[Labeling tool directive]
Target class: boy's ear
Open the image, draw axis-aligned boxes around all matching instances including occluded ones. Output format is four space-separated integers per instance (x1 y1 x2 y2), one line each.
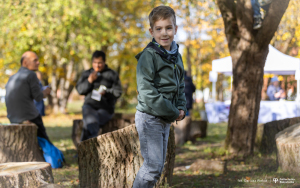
175 25 178 35
149 27 154 37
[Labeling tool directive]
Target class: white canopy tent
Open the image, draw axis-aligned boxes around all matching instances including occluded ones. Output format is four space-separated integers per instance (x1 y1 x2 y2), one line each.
212 44 300 76
211 44 300 101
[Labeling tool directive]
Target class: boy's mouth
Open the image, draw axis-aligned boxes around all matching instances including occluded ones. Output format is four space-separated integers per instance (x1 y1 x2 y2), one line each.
161 39 169 41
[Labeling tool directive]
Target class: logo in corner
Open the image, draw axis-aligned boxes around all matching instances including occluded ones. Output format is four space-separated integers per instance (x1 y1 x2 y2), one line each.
273 178 278 183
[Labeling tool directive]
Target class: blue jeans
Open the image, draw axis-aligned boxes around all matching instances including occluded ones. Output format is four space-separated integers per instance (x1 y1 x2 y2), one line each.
133 111 171 188
251 0 261 17
81 104 113 141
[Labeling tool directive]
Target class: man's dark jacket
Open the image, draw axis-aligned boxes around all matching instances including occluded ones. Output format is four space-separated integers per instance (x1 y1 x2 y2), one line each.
184 74 195 110
76 65 122 114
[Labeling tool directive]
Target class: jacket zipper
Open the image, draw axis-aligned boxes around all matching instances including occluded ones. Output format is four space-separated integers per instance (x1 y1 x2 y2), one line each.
172 63 179 105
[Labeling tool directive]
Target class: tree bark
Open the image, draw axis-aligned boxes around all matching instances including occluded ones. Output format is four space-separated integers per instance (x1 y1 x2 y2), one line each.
78 124 175 188
0 124 45 163
0 162 53 187
51 63 59 114
217 0 290 156
72 113 135 149
276 123 300 174
186 45 192 76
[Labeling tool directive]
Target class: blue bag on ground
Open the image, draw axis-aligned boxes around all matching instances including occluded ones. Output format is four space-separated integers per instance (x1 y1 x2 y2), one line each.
38 137 64 168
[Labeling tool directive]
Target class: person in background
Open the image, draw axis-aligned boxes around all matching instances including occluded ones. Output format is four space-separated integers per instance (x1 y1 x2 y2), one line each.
184 71 196 116
267 76 286 100
5 51 51 141
34 71 46 116
251 0 272 29
251 0 263 29
76 50 122 142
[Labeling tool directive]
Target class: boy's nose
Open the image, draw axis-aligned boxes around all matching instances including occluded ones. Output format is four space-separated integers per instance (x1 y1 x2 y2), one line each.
162 28 168 35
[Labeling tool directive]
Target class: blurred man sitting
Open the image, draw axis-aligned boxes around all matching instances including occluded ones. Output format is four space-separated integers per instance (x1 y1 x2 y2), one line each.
5 51 51 141
267 76 286 101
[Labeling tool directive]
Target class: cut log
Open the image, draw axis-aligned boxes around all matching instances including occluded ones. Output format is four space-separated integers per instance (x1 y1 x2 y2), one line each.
173 116 191 145
72 113 135 149
189 159 226 173
188 120 207 142
276 123 300 174
0 124 44 163
0 162 54 187
71 120 83 149
78 124 175 188
260 117 300 154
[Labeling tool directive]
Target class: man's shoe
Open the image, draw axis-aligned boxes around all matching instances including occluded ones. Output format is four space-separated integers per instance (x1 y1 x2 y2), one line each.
253 16 262 30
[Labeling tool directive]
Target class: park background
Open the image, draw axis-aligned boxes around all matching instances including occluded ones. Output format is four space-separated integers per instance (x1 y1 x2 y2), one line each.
0 0 300 187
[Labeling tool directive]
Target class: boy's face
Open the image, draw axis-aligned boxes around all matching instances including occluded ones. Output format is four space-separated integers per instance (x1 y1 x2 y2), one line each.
149 17 178 51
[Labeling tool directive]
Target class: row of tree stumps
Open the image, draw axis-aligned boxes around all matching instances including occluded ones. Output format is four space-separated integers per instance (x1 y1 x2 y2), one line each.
73 114 207 187
3 115 300 187
0 124 55 187
257 117 300 174
0 114 207 187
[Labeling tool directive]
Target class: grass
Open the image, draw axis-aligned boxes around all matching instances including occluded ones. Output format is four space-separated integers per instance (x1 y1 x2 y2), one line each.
0 101 299 187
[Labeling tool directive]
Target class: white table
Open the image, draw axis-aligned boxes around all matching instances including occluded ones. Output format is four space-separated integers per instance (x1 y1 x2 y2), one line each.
205 101 300 124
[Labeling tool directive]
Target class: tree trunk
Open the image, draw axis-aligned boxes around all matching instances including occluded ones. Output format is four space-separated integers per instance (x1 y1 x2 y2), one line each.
186 45 192 76
276 123 300 174
0 162 54 187
226 46 267 156
59 60 76 114
217 0 290 156
72 113 135 149
78 124 175 188
51 64 59 114
0 124 45 163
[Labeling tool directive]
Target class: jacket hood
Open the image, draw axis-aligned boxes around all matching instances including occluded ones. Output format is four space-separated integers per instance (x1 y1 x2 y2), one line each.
136 39 179 63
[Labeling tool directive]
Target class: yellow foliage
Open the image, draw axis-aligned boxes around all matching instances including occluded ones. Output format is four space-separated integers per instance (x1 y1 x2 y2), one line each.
272 0 300 57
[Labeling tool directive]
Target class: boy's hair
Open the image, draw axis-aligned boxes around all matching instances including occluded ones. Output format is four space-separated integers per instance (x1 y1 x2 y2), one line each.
91 50 106 62
149 6 176 28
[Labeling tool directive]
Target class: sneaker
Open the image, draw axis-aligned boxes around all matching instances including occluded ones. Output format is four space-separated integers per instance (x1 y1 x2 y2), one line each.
253 16 262 30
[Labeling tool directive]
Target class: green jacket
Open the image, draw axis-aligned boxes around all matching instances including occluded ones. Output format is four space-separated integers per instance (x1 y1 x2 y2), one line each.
135 47 187 123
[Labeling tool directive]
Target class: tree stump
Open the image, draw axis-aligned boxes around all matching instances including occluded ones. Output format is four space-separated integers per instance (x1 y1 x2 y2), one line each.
276 123 300 174
0 162 54 187
78 124 175 188
0 124 44 163
260 117 300 154
72 113 135 149
173 116 191 145
189 120 207 142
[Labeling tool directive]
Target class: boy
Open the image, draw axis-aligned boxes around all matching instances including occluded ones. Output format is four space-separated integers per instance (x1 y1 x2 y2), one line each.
133 5 187 188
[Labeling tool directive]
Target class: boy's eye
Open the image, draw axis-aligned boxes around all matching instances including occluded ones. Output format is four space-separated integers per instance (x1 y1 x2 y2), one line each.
156 28 161 31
